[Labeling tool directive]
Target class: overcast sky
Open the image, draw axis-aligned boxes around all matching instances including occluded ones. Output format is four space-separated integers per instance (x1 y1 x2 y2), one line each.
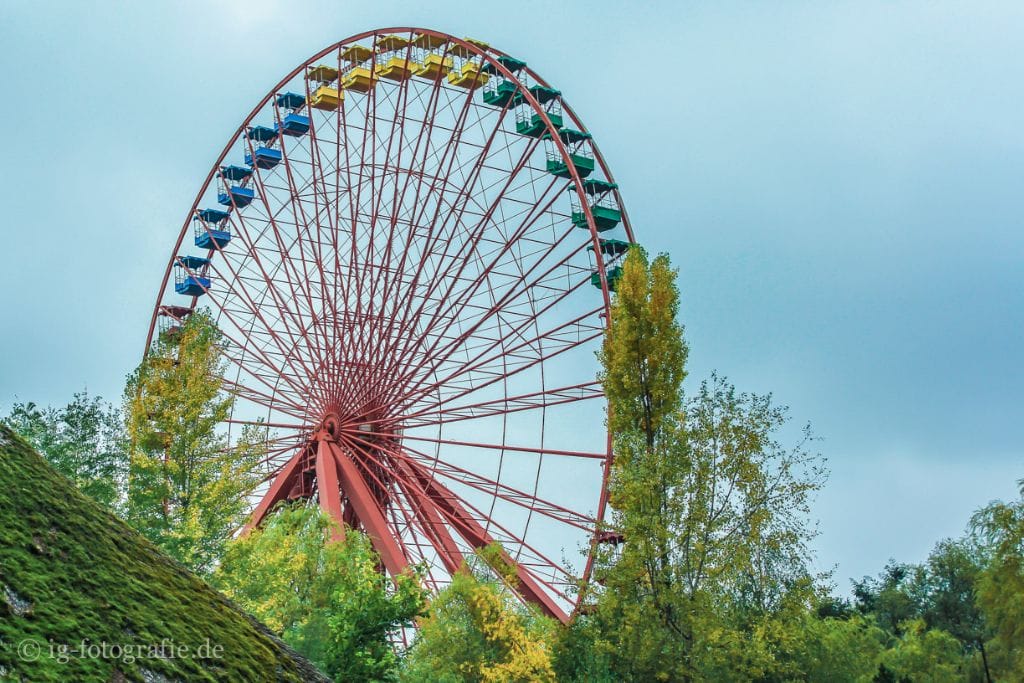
1 1 1021 593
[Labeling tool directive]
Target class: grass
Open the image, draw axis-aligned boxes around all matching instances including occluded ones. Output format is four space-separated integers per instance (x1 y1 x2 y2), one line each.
0 425 328 682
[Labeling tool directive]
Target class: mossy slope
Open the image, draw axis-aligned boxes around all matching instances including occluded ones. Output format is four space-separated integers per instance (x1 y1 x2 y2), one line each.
0 426 329 682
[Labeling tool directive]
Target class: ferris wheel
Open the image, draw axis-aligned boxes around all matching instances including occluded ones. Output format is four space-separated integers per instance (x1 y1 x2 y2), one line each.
145 27 635 622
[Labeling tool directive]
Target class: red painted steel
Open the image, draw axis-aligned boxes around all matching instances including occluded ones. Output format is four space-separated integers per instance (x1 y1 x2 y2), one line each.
142 26 637 623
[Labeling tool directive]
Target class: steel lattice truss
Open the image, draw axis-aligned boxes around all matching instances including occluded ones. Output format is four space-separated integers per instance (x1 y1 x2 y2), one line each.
145 27 635 622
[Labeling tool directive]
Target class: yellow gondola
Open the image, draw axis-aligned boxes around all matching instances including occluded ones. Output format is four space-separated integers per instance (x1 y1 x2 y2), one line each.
375 35 410 52
376 56 413 82
447 61 488 90
306 64 338 83
309 85 343 110
413 53 453 80
341 67 378 93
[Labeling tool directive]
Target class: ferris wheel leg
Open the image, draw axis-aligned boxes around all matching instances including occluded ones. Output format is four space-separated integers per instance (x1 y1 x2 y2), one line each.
394 460 466 575
324 439 412 578
241 447 308 536
313 436 346 542
401 458 570 624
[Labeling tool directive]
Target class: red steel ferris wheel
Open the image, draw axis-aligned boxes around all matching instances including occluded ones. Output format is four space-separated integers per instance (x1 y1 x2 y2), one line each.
145 27 635 622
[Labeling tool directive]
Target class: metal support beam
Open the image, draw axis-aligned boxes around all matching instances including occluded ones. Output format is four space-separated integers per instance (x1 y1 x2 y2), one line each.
241 447 307 536
324 438 411 577
314 437 346 541
403 457 570 623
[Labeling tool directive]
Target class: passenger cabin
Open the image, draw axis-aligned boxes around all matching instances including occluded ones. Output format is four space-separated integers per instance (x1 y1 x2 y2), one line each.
447 41 489 90
587 238 632 258
217 165 255 208
544 128 594 178
194 209 231 250
515 86 563 136
245 147 282 170
411 33 451 80
307 64 343 111
590 265 623 292
340 45 378 93
570 178 622 232
276 112 310 137
174 256 211 296
374 35 413 82
275 91 305 110
480 55 526 107
247 125 278 143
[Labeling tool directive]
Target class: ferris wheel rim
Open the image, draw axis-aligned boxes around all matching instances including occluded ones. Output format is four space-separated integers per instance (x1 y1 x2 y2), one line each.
142 26 635 619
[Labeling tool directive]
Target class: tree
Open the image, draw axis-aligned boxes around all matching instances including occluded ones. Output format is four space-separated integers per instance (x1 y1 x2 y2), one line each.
971 479 1024 679
2 391 125 511
124 309 262 575
853 561 926 637
589 248 826 681
402 557 558 683
216 503 426 682
918 540 993 681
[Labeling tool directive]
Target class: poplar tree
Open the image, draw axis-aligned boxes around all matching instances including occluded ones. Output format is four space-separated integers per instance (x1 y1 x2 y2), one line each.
124 309 262 575
589 248 825 681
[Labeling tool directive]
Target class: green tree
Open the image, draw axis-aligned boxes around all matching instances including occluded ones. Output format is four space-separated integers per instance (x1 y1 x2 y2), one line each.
216 503 426 682
2 391 125 511
402 561 558 683
853 561 926 637
918 540 993 681
589 248 826 681
878 619 965 683
971 479 1024 679
124 309 261 575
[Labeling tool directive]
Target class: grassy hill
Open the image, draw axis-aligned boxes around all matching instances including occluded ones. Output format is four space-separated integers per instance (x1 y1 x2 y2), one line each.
0 425 329 682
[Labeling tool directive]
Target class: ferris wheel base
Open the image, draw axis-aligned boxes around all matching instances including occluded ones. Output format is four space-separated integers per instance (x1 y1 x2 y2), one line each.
242 427 570 624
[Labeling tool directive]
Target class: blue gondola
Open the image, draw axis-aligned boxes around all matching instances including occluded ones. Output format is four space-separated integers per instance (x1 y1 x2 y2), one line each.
197 208 230 224
245 147 282 170
276 91 306 109
276 113 310 137
219 165 253 181
193 216 231 250
247 125 278 142
174 255 211 296
217 186 255 208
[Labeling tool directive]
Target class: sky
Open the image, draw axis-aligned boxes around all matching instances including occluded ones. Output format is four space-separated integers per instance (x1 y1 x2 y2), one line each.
1 1 1021 593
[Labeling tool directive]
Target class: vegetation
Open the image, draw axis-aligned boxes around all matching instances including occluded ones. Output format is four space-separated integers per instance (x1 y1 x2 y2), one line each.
2 391 125 512
124 310 263 576
215 503 426 681
0 425 328 682
2 250 1020 681
402 550 559 682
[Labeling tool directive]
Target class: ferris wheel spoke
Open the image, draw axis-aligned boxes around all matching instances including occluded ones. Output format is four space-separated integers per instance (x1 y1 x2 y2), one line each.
401 380 603 427
378 440 596 532
398 454 572 618
390 462 466 575
218 203 328 379
205 258 325 400
397 433 605 461
256 120 337 386
392 276 601 414
220 376 307 421
380 169 568 402
345 80 490 391
274 144 336 395
366 85 515 373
